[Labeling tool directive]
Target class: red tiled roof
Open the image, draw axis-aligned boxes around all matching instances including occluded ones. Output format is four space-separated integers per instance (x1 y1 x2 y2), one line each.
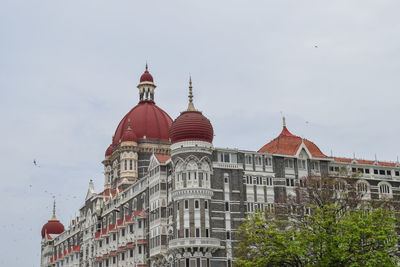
137 239 147 244
333 157 397 167
155 154 171 163
125 215 133 223
133 210 146 218
258 126 327 158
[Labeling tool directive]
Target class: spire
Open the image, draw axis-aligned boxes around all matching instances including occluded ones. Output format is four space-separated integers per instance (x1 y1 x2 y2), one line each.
145 62 148 72
282 116 286 127
51 200 57 220
187 76 196 111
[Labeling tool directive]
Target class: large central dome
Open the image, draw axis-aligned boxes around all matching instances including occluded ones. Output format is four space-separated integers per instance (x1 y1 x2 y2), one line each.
113 100 172 144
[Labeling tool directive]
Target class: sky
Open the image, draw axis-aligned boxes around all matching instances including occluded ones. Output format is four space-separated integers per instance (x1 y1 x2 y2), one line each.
1 0 400 266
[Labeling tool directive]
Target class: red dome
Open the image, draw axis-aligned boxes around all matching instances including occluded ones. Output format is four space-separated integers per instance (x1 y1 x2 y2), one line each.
140 70 154 83
105 144 113 157
170 110 214 144
41 220 64 238
113 100 172 144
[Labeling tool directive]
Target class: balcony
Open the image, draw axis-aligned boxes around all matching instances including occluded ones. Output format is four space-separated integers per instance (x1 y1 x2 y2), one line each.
212 162 242 169
168 237 222 251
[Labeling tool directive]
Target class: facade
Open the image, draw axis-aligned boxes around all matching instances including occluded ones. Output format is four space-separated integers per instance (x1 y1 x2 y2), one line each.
41 67 400 267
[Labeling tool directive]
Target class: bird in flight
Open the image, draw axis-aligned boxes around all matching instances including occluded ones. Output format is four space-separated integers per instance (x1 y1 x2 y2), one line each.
314 45 318 48
33 159 40 167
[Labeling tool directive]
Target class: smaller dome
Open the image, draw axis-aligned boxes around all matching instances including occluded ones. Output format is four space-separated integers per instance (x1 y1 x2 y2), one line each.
41 220 65 238
41 201 65 238
105 144 113 157
120 120 138 142
140 64 154 83
170 111 214 144
170 77 214 144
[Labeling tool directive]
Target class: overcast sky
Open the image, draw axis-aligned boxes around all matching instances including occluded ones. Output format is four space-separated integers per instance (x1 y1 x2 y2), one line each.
1 0 400 266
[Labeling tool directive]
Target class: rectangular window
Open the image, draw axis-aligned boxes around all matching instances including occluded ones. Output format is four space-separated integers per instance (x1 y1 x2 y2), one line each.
365 168 370 174
186 259 190 267
130 249 133 257
255 156 262 165
310 161 319 171
396 171 400 176
129 225 133 233
113 233 116 241
106 237 109 244
121 252 125 261
185 228 189 237
196 228 200 237
124 160 127 170
265 157 272 166
245 155 252 164
285 159 294 168
185 200 189 209
129 160 133 170
195 200 199 209
121 229 125 237
205 229 209 237
286 178 295 187
380 170 385 175
204 200 208 209
138 221 142 228
113 257 116 264
374 169 379 174
226 231 230 239
298 159 306 169
138 245 142 254
387 170 391 176
197 258 201 267
225 202 230 211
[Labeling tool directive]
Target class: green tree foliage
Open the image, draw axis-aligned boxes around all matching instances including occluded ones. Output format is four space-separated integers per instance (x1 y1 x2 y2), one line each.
235 177 399 267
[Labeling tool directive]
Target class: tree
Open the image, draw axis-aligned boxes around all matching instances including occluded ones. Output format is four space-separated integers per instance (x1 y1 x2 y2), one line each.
235 177 399 267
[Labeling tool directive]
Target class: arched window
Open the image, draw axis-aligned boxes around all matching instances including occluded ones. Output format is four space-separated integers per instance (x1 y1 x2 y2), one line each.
186 161 198 188
356 180 370 200
379 182 392 199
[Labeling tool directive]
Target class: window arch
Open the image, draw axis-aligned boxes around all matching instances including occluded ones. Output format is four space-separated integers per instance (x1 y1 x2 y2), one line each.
378 182 392 199
356 180 370 199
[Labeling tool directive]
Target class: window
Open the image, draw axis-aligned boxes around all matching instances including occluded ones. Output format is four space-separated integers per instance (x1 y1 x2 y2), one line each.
365 168 370 174
255 156 262 165
219 152 231 163
205 228 209 237
113 233 116 241
185 200 189 209
113 257 116 264
204 200 208 209
245 155 252 165
121 229 125 237
195 200 199 209
396 171 400 176
225 202 230 211
265 177 273 186
138 220 142 228
186 259 190 267
387 170 392 176
129 160 133 170
310 161 319 171
124 160 127 170
247 202 254 212
106 237 109 244
284 159 294 168
197 258 201 267
185 228 189 237
130 249 133 257
265 157 272 166
129 225 133 233
245 176 253 184
121 252 125 261
379 170 385 175
196 228 200 237
99 241 102 248
226 231 230 239
138 245 142 254
379 183 391 194
298 159 306 169
286 178 295 187
374 169 379 174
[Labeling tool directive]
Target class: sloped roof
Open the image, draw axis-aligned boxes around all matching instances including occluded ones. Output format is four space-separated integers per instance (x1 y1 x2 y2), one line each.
155 154 171 163
258 126 327 158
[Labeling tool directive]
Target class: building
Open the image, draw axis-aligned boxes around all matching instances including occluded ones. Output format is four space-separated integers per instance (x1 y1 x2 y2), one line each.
40 66 400 267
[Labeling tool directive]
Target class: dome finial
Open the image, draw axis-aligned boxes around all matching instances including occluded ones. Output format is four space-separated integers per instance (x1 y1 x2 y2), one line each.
51 199 57 220
282 116 286 127
187 76 196 111
127 118 132 130
145 62 148 72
